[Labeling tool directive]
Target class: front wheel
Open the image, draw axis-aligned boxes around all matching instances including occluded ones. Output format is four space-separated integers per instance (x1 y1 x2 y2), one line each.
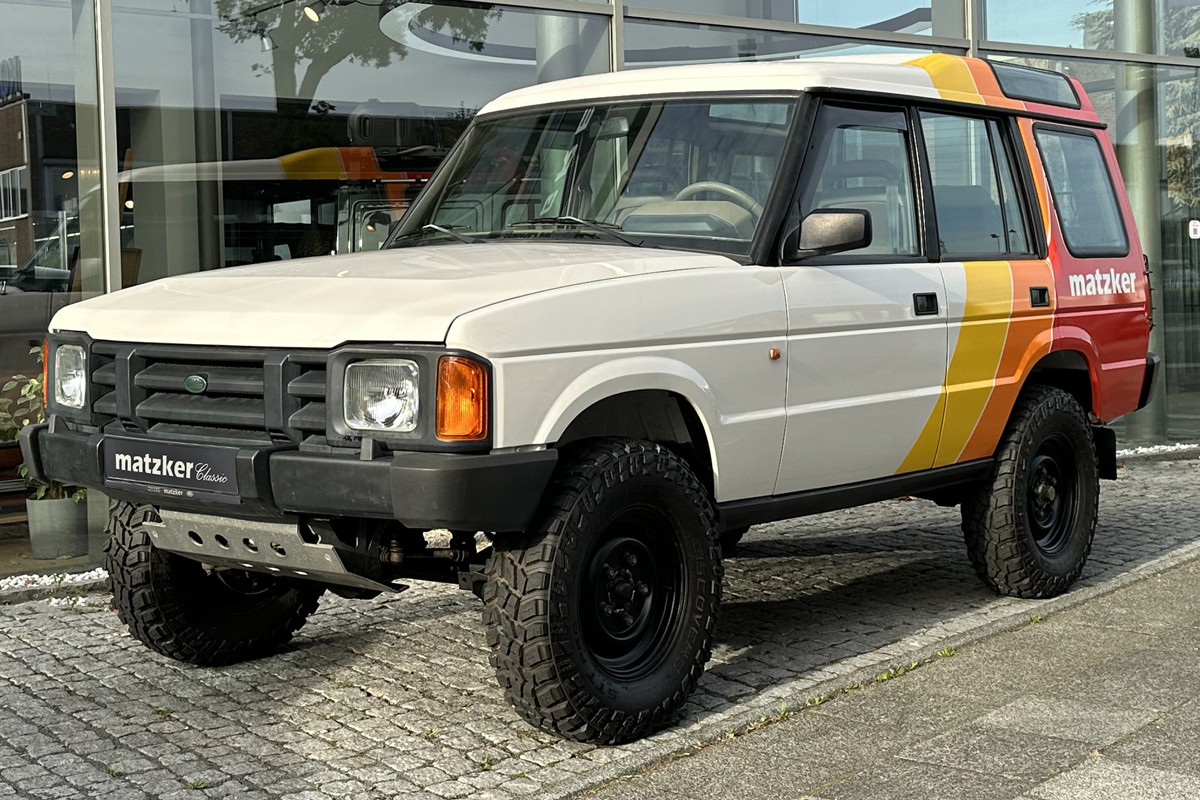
483 439 722 743
962 385 1099 598
105 502 324 665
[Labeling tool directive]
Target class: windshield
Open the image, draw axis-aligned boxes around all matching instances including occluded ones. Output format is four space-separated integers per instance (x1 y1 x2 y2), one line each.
390 97 797 256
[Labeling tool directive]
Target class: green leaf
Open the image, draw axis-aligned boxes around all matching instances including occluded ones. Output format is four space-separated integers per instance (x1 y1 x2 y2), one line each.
2 381 16 391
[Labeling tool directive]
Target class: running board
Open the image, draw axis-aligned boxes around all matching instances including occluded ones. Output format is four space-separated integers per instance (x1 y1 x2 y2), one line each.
718 459 993 530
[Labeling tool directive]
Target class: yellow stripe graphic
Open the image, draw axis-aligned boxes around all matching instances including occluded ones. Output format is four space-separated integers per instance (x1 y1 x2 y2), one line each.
897 392 946 473
906 54 985 105
934 261 1013 467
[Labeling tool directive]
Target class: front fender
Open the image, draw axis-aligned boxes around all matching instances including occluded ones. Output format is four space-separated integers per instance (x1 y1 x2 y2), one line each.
536 356 720 447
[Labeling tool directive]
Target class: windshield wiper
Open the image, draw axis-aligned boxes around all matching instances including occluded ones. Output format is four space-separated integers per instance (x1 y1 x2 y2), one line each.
508 216 644 248
390 223 480 246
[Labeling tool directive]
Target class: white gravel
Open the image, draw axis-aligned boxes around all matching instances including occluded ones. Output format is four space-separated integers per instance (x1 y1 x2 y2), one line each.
1117 442 1200 457
0 567 108 592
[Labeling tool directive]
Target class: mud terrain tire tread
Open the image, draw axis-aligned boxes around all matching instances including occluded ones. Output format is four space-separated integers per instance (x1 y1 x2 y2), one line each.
105 501 323 665
483 438 722 744
962 385 1098 599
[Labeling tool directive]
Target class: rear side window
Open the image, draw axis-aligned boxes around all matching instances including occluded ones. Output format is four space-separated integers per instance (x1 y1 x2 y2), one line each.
920 112 1033 258
1034 128 1129 258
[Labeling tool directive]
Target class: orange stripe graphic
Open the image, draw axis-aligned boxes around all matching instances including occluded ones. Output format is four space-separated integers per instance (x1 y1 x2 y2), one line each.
958 259 1056 462
932 261 1013 467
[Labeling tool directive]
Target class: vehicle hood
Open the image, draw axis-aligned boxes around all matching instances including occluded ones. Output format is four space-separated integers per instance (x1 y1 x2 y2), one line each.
50 242 737 348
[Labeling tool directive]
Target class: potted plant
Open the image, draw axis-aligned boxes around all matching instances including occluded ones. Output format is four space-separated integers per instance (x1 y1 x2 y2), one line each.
0 373 25 482
1 349 88 559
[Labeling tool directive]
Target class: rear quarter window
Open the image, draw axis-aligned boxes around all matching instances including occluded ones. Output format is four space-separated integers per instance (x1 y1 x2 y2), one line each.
1034 127 1129 258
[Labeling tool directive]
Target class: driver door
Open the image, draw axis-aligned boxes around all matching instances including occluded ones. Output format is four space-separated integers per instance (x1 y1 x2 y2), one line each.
774 101 949 494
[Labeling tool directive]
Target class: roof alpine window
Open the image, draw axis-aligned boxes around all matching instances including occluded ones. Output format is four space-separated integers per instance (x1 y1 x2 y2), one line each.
989 62 1081 109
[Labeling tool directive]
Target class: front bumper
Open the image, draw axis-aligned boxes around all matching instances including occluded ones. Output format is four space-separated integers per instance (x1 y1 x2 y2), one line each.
20 418 557 532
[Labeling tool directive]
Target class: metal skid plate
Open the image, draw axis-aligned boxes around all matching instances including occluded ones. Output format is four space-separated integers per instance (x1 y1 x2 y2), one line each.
144 510 396 594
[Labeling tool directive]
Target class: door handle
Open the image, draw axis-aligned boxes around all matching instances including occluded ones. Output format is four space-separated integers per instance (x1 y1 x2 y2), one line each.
913 292 939 316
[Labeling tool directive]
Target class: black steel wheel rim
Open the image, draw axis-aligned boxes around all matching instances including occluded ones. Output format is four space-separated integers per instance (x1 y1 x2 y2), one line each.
581 505 684 681
1027 433 1078 556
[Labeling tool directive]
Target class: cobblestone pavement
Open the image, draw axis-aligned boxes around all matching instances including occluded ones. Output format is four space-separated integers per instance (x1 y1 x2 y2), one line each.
1 455 1198 800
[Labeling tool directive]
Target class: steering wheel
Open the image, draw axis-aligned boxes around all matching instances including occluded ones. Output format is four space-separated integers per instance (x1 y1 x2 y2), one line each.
673 181 764 217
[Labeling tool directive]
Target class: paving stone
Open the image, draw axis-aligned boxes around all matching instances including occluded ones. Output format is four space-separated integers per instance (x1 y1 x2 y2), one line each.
1026 756 1200 799
897 724 1095 782
977 696 1158 746
1047 647 1200 713
1101 698 1200 777
800 758 1027 800
0 458 1197 798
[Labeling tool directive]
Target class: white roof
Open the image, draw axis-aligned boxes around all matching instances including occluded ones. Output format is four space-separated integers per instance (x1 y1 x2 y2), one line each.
479 57 946 116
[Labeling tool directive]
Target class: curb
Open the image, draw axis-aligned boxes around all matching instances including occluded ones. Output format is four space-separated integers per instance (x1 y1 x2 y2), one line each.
2 450 1198 799
555 525 1200 799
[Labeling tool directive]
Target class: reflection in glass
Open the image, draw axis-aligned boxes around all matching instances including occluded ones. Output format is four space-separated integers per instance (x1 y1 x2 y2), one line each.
1000 54 1200 440
396 99 797 256
110 1 609 286
624 0 939 36
624 19 929 67
0 0 103 447
987 0 1200 58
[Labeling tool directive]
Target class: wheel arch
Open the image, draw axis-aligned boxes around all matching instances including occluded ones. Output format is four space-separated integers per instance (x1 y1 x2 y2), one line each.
556 389 717 494
1023 349 1096 419
539 359 720 496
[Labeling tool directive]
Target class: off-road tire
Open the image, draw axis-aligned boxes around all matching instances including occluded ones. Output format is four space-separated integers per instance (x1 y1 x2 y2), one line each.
962 385 1099 598
105 502 324 665
483 438 722 743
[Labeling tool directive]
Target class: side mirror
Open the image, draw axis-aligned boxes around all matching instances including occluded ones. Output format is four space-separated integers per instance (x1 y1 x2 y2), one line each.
787 209 872 260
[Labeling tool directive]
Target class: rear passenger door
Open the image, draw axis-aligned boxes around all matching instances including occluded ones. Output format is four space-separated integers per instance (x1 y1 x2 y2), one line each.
918 110 1051 467
775 102 948 494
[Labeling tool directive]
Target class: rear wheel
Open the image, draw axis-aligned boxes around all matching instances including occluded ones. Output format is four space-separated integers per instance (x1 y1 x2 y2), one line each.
483 438 721 743
105 502 324 665
962 385 1099 598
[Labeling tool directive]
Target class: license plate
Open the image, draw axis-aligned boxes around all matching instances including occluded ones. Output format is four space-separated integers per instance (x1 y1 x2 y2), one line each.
103 436 240 504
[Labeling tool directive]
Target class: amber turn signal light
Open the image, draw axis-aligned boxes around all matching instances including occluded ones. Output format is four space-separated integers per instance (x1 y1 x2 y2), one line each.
41 340 48 408
437 356 488 441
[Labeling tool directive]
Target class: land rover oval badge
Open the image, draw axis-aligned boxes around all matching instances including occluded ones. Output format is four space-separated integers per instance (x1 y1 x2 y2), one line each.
183 374 208 394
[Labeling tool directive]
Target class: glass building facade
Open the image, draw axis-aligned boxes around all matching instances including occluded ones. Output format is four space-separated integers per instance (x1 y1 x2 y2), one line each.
0 0 1195 443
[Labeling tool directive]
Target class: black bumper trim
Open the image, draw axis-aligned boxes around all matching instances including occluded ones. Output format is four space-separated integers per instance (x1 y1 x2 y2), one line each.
272 450 558 531
17 423 48 485
1136 352 1160 411
28 422 558 532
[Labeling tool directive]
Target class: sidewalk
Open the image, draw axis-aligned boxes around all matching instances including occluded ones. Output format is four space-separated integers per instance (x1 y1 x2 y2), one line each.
1 450 1198 799
585 557 1200 800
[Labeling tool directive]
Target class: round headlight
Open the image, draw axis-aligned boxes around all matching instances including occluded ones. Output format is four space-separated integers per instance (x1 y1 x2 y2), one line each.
343 360 419 433
53 345 87 410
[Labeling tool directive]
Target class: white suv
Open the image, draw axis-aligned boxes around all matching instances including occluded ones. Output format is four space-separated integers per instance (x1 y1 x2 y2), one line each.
23 55 1156 743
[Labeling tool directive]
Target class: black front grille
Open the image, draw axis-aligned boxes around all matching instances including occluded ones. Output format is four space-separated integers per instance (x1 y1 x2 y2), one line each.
89 343 328 445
